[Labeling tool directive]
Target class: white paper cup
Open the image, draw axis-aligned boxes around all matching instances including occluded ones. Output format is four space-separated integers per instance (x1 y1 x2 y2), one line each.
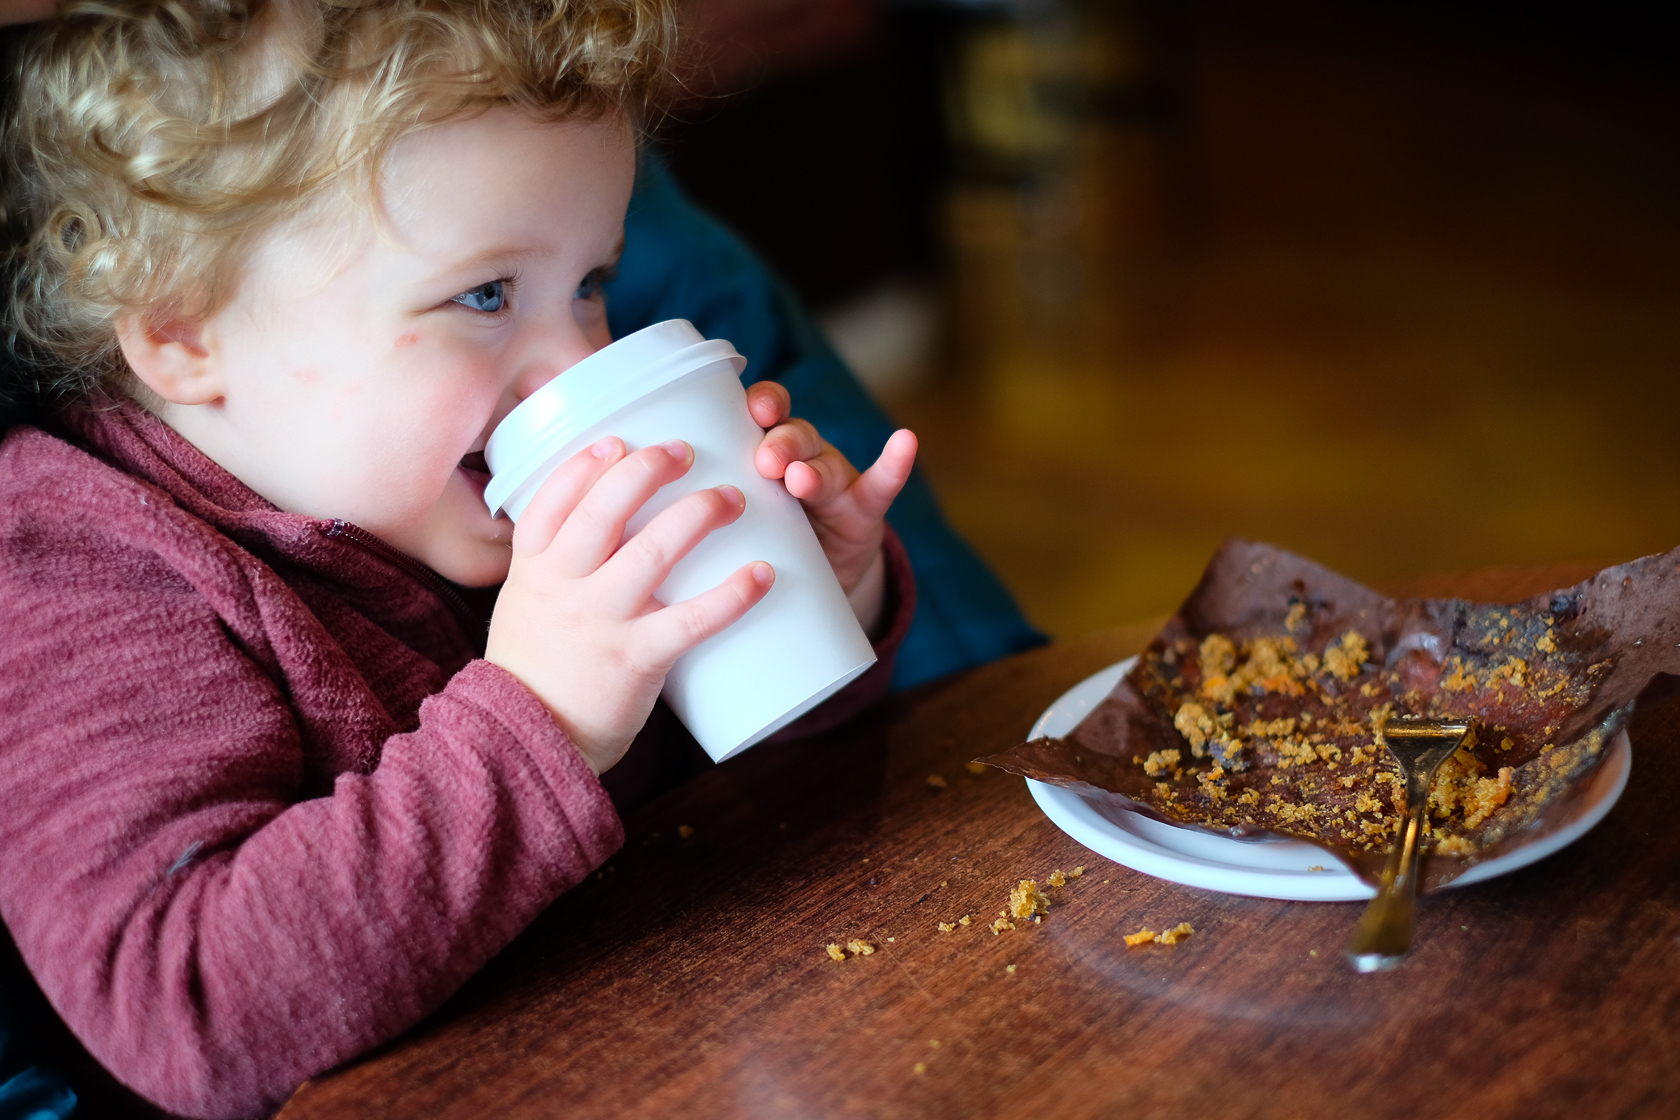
483 319 878 762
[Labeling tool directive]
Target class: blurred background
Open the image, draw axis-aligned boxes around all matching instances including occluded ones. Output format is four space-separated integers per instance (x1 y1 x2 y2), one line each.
655 0 1680 640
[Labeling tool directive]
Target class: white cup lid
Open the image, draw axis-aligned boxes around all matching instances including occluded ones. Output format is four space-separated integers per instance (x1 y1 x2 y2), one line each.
483 319 747 516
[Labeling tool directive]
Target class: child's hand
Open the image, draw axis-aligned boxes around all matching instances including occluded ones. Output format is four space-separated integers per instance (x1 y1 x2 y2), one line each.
485 437 774 775
746 382 918 635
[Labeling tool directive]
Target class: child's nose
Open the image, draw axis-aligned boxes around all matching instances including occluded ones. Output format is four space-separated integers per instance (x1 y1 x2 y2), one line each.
509 324 601 402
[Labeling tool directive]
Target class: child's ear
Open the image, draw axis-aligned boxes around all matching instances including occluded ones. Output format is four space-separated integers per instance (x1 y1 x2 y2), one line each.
116 312 224 406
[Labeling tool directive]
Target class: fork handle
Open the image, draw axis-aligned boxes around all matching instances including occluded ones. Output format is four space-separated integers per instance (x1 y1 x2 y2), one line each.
1344 783 1428 971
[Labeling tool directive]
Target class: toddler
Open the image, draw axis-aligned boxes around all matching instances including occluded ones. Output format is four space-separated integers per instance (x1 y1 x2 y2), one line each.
0 1 917 1115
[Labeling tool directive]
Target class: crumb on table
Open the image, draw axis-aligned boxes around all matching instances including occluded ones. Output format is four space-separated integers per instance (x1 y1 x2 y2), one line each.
1008 879 1050 921
826 944 847 962
990 917 1015 935
937 921 956 933
847 939 876 956
926 774 948 790
966 761 989 776
1124 928 1157 947
1155 922 1194 945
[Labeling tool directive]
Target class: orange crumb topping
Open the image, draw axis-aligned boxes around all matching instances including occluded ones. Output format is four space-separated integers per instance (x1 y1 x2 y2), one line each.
1008 879 1050 921
1155 922 1194 945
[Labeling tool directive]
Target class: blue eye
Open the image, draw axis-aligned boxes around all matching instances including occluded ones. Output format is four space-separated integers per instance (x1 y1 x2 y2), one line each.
576 263 618 301
452 280 506 313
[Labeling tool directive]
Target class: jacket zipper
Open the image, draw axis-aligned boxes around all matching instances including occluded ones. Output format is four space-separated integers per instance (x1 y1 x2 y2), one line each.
323 519 481 630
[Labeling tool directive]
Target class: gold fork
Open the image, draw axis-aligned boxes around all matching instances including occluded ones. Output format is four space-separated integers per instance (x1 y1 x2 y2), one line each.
1344 716 1473 972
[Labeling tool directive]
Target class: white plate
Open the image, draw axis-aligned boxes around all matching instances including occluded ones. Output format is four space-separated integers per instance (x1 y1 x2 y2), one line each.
1026 657 1632 901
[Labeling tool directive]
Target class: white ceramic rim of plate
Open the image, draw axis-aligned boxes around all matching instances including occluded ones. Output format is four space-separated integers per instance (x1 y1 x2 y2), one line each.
1025 656 1631 901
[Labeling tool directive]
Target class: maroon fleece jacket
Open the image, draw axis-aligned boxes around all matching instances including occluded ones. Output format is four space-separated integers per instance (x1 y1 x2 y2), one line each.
0 401 911 1118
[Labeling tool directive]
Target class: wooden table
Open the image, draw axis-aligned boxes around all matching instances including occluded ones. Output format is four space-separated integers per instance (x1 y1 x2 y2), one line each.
281 566 1680 1119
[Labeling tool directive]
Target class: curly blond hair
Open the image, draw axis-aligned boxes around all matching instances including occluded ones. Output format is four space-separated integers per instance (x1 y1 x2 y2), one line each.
1 0 674 406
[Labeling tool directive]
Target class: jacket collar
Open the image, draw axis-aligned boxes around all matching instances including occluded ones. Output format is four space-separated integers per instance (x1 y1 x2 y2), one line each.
57 396 489 633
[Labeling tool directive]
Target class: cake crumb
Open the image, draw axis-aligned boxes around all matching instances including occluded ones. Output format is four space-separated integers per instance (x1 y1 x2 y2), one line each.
1048 869 1067 887
990 917 1015 935
926 774 948 790
676 824 694 839
913 1062 927 1076
1307 865 1325 872
847 939 876 956
1155 922 1194 945
1322 631 1371 682
965 760 989 775
1070 866 1085 878
1005 964 1016 974
958 914 972 926
826 944 847 962
1124 928 1156 947
929 1040 941 1048
1008 879 1050 920
938 921 956 933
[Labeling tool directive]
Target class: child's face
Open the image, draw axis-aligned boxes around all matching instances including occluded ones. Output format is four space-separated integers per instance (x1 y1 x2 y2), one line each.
159 109 635 586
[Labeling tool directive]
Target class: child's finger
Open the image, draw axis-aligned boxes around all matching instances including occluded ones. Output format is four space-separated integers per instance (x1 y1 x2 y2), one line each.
633 561 776 668
595 485 747 615
745 380 792 431
846 428 918 522
753 417 827 481
549 440 694 576
511 436 626 557
784 443 857 505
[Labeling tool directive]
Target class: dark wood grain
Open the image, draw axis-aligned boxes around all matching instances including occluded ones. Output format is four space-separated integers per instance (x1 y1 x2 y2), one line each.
280 565 1680 1120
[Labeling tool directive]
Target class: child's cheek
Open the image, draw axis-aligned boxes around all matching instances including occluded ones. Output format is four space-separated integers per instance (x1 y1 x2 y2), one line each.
397 333 500 400
328 380 364 426
408 348 509 435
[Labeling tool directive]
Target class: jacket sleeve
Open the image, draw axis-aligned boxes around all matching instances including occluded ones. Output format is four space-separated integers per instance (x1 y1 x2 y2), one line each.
0 501 623 1118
